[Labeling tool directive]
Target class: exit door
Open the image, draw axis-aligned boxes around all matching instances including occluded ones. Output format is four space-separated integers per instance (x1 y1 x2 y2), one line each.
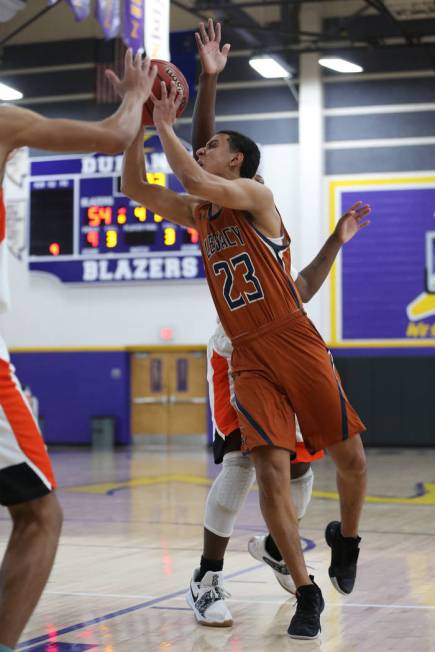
130 350 207 438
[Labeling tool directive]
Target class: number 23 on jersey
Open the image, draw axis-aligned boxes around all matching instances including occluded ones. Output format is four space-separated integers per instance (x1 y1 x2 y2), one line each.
213 252 264 311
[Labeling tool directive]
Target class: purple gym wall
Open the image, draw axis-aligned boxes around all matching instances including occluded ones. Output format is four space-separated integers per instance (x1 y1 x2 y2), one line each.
338 184 435 345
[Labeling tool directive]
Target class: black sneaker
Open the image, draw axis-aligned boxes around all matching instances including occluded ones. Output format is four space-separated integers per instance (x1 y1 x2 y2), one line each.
288 576 324 640
325 521 361 595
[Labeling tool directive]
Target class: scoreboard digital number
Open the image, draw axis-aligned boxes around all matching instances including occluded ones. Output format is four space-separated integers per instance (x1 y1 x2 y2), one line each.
28 133 204 284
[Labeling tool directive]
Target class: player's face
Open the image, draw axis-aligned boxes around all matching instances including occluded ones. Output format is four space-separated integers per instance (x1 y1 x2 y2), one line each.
196 134 241 177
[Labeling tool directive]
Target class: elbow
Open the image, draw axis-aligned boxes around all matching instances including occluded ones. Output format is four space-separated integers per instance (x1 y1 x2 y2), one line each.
295 278 311 303
300 290 312 303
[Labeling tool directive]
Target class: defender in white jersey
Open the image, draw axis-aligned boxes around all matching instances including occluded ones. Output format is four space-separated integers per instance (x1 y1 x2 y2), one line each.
0 52 158 651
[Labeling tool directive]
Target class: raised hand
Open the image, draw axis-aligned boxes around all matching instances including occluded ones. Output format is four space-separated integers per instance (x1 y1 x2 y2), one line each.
334 201 371 245
195 18 231 75
151 81 184 130
105 49 157 101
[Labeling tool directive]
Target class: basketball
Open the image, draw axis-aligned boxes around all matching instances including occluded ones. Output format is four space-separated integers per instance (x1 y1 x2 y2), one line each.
142 60 189 126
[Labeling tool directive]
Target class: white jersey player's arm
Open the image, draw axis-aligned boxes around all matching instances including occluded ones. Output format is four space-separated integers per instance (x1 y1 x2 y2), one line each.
295 202 371 303
0 50 157 172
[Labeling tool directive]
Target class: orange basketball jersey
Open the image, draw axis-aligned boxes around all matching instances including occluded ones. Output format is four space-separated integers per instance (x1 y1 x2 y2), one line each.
193 203 303 340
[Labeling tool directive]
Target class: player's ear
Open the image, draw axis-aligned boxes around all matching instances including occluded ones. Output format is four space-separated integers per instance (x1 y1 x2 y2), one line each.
230 151 244 171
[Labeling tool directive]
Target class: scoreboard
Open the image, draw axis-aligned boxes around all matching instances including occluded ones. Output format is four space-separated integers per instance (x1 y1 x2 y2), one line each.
28 133 205 284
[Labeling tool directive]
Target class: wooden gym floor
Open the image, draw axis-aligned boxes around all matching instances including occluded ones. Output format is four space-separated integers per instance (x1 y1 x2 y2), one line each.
2 445 435 652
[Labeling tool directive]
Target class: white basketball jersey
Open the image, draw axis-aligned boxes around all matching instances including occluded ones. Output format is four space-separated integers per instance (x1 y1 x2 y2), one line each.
0 187 9 361
0 149 29 362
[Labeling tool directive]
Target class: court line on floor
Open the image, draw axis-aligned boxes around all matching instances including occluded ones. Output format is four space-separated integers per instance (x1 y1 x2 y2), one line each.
64 476 435 506
221 598 435 610
330 602 435 610
45 591 155 599
160 595 435 611
17 563 264 650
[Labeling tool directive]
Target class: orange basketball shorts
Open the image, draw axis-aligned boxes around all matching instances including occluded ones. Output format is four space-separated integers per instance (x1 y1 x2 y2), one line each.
231 312 366 455
208 335 324 464
0 359 56 505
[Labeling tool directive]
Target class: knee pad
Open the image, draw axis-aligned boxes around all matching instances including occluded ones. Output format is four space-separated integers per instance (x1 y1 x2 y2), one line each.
291 467 314 520
204 452 256 538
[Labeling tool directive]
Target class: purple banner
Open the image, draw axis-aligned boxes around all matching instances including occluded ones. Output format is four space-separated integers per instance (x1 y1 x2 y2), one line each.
340 185 435 344
122 0 144 53
96 0 120 40
49 0 90 21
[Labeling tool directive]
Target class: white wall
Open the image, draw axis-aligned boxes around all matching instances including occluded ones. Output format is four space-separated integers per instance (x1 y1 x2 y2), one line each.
0 253 217 348
0 143 330 349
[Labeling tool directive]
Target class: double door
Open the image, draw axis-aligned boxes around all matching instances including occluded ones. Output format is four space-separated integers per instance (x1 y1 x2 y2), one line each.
131 350 207 438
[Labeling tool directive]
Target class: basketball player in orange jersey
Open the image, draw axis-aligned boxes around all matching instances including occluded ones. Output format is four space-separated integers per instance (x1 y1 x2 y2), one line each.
186 18 323 622
121 65 370 642
0 52 157 652
177 19 372 631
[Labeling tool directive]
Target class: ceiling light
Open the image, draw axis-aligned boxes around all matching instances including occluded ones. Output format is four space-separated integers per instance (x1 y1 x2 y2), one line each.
0 83 23 101
249 56 291 79
318 58 363 74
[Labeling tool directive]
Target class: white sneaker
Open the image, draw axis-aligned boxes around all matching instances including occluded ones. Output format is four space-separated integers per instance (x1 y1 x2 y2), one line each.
248 535 296 594
186 569 233 627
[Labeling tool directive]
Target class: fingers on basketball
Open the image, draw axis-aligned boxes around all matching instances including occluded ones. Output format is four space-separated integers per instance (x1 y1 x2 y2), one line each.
142 61 190 126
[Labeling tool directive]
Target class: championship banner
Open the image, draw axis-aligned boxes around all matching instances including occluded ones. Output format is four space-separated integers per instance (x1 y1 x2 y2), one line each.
49 0 90 21
122 0 145 53
145 0 170 60
96 0 120 40
329 175 435 349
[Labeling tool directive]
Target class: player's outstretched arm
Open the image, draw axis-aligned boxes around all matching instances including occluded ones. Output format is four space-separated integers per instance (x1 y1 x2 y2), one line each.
121 127 197 228
153 83 271 213
192 19 230 156
296 201 371 302
0 51 157 156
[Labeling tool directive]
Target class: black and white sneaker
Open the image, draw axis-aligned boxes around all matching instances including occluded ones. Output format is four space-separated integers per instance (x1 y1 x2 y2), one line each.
288 577 324 640
248 535 296 594
186 569 232 627
325 521 361 595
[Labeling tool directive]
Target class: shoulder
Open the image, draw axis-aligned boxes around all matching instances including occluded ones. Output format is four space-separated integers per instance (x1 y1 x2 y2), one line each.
189 197 210 220
235 177 274 203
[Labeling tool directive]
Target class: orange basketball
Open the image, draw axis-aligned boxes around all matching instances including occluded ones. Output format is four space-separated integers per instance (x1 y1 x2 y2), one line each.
142 60 189 126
